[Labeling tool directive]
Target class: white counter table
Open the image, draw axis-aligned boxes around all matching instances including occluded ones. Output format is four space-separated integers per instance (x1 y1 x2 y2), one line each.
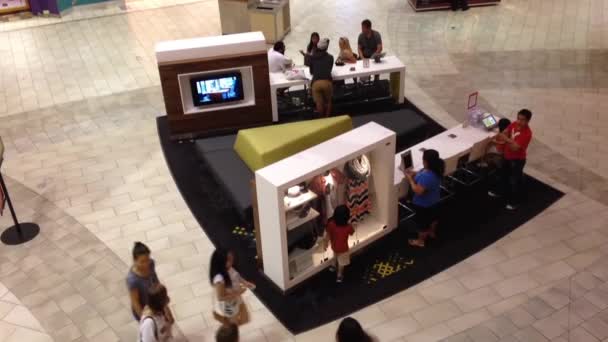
393 124 496 198
269 55 406 121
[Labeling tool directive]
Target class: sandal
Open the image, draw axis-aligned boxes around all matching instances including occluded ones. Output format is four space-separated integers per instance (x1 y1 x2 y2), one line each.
408 239 425 248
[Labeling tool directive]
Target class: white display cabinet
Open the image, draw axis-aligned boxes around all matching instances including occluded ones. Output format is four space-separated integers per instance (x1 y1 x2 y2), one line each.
255 123 397 291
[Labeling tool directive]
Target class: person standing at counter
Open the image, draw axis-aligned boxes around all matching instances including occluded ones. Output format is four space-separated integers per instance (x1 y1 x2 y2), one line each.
300 32 319 66
138 284 174 342
210 249 256 326
489 109 533 210
404 149 444 248
358 19 382 82
357 19 383 59
309 38 334 117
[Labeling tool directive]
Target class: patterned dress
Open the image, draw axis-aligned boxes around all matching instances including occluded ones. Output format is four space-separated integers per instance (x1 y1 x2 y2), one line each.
346 177 371 223
345 156 372 223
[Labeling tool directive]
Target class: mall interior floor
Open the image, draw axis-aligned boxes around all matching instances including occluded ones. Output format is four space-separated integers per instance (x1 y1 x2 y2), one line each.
0 0 607 341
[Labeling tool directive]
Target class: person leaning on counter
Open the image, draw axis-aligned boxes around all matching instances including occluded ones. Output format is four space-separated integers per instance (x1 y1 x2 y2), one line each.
403 149 445 248
357 19 382 59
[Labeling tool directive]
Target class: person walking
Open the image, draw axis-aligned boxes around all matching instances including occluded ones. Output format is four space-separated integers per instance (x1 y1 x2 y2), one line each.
210 249 256 326
138 284 174 342
127 242 160 321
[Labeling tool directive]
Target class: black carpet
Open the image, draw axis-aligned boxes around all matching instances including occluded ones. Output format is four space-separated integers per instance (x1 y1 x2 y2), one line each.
157 111 563 334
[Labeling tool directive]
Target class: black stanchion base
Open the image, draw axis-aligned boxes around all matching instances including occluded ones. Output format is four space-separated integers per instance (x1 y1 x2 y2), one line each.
1 223 40 245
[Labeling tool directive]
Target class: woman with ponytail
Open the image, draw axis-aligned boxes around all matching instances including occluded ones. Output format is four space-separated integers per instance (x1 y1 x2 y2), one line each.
404 149 445 247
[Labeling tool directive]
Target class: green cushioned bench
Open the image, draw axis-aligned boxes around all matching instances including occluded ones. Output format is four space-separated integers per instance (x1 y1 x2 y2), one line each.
234 116 353 171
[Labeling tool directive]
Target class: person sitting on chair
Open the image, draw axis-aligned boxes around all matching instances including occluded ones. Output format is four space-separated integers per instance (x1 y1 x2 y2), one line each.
267 41 293 97
338 37 357 64
267 41 293 73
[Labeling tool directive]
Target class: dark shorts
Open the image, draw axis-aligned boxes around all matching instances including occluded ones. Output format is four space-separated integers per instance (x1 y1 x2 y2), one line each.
411 203 440 231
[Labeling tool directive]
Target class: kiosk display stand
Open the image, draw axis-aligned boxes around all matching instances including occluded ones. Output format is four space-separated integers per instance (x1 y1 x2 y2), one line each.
156 32 273 139
255 123 397 291
218 0 253 35
0 139 40 245
249 0 291 43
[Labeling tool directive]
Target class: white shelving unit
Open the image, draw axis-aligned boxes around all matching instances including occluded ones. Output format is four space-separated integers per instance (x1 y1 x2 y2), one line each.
286 208 320 231
283 190 317 210
255 123 397 291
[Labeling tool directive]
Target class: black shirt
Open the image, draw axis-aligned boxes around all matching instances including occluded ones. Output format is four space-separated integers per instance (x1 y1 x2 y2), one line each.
309 51 334 83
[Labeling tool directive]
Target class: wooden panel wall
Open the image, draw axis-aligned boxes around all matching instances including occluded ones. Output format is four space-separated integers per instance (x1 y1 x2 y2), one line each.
158 52 272 139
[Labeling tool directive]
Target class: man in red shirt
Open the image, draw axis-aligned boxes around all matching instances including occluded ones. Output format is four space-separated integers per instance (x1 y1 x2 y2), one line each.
489 109 533 210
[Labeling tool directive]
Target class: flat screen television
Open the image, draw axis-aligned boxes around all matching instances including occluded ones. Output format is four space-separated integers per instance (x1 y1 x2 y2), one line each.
190 72 244 107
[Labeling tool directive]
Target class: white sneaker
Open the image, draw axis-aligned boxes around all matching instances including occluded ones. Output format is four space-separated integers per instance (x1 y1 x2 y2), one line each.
506 204 518 210
488 191 500 198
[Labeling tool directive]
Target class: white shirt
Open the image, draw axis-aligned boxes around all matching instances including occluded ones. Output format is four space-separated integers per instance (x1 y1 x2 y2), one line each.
139 313 172 342
268 48 293 72
212 272 242 318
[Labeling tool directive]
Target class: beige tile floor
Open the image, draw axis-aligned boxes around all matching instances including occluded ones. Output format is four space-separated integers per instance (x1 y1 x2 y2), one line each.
0 0 608 341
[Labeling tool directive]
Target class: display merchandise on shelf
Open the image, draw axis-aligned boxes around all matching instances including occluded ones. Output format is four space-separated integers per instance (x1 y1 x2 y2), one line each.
287 180 382 280
286 208 320 231
255 122 397 291
284 189 317 209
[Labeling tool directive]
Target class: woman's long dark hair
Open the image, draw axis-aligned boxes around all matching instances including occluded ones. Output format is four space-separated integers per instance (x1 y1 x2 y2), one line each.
209 249 232 288
423 149 445 178
307 32 320 53
147 283 169 314
336 317 373 342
